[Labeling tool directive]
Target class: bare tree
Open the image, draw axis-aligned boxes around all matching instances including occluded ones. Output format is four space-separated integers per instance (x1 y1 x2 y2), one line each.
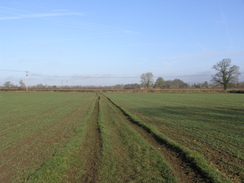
19 80 25 88
141 72 154 88
211 58 240 90
124 83 141 89
202 81 208 88
3 81 15 88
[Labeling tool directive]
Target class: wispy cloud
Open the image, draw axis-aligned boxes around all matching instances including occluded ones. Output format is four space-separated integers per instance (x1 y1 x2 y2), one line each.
0 12 83 20
0 6 29 13
46 18 139 35
0 6 138 35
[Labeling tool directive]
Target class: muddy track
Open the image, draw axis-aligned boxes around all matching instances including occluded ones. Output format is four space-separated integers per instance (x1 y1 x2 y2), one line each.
103 95 210 183
65 96 103 183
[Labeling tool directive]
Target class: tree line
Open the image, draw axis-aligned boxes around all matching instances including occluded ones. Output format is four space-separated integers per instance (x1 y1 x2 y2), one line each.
1 58 241 90
139 58 241 90
139 73 189 89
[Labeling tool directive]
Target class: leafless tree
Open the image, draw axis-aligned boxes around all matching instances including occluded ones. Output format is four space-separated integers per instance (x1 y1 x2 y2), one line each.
141 72 154 88
19 80 25 88
211 58 240 90
3 81 15 88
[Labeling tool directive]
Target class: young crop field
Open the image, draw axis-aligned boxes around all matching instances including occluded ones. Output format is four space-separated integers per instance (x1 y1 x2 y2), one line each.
0 92 243 182
106 93 244 183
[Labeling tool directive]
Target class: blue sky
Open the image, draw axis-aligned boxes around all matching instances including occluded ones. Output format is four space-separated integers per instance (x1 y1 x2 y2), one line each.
0 0 244 86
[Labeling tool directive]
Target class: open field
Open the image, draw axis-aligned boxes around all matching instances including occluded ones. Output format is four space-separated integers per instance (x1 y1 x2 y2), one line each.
0 92 243 182
106 93 244 182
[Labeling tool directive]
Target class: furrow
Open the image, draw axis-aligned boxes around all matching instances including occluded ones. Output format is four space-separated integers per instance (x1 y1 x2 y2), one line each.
79 96 102 182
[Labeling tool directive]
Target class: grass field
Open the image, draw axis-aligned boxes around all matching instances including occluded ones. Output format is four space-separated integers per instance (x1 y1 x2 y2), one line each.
0 92 243 182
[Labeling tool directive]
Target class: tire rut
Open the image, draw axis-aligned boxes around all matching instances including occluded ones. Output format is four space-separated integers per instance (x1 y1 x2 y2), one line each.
79 97 102 183
104 95 210 183
65 96 102 183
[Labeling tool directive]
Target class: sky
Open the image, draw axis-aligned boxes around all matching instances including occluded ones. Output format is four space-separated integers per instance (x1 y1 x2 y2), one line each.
0 0 244 86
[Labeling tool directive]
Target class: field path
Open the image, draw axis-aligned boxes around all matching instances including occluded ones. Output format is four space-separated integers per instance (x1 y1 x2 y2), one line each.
95 94 177 182
78 96 102 182
63 96 103 183
103 94 210 183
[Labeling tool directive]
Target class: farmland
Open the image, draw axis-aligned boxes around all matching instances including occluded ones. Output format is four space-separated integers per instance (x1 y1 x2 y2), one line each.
0 92 243 182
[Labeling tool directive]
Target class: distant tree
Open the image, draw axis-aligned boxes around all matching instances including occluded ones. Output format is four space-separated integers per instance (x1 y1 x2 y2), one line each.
35 83 45 89
211 58 240 90
202 81 208 88
238 81 244 88
124 83 141 89
192 83 201 88
171 79 188 88
164 79 188 88
3 81 15 88
164 81 171 88
19 80 25 88
114 84 124 89
154 77 164 88
192 81 208 88
141 72 154 88
50 85 57 89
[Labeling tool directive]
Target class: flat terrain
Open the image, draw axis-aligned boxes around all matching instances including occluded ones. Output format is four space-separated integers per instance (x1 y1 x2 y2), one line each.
106 93 244 182
0 92 243 182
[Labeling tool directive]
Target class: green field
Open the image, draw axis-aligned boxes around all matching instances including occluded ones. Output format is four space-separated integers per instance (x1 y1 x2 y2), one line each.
0 92 243 182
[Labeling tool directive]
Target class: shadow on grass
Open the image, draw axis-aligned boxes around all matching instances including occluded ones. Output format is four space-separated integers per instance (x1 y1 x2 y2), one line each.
137 105 244 127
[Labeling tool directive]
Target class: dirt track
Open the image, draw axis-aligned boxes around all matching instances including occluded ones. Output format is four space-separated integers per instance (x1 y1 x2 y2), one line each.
78 98 102 182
